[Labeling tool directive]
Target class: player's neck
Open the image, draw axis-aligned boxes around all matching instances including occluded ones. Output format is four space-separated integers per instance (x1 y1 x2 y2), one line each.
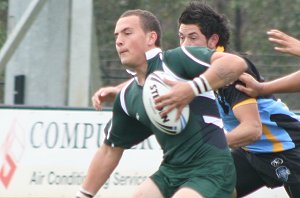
135 63 148 85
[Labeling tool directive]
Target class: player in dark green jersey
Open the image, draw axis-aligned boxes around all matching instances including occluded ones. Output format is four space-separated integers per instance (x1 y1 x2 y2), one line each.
76 9 247 198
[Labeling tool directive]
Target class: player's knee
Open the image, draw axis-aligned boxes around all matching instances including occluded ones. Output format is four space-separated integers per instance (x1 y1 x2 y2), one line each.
172 187 204 198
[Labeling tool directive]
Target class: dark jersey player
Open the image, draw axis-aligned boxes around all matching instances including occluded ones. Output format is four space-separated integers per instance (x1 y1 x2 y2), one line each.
76 9 247 198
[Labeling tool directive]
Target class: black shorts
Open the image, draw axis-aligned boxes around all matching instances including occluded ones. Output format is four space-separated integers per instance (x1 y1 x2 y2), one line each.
232 147 300 197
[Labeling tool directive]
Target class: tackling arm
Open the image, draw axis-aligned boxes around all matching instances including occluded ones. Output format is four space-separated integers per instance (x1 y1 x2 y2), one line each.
92 80 129 110
261 71 300 93
236 71 300 97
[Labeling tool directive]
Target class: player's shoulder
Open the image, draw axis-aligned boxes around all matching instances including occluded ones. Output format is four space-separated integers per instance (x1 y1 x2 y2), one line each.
164 46 214 57
162 46 212 73
218 82 253 109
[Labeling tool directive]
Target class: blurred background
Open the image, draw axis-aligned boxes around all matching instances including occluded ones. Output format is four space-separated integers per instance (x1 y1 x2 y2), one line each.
0 0 300 109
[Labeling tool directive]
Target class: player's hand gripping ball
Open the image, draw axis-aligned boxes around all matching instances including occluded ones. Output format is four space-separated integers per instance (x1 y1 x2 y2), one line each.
143 71 190 135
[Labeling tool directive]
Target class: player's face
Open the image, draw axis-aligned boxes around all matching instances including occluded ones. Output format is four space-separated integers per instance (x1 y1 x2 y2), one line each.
179 24 208 47
179 24 217 49
114 15 149 69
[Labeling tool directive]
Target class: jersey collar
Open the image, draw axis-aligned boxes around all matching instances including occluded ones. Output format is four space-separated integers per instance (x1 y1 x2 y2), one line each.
146 48 162 60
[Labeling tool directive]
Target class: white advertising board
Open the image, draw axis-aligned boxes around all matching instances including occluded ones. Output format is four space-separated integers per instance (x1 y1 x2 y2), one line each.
0 106 288 198
0 107 162 198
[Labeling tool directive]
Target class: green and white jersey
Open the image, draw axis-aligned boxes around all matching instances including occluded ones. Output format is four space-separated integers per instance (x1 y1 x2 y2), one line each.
104 47 230 166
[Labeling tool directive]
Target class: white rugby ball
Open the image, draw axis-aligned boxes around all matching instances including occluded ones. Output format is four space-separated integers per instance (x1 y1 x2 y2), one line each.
143 71 190 135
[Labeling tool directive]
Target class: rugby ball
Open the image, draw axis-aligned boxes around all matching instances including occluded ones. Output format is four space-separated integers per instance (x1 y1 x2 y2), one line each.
143 71 190 135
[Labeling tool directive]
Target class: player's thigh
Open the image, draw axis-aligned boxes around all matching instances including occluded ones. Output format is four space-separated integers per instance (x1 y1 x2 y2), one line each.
132 178 164 198
232 149 265 196
172 187 204 198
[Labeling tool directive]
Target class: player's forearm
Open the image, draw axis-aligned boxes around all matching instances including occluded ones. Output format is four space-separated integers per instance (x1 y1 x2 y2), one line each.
226 122 261 149
261 71 300 94
77 145 123 197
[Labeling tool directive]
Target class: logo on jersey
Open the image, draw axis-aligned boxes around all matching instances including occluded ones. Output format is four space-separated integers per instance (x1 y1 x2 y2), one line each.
275 166 290 182
271 158 283 167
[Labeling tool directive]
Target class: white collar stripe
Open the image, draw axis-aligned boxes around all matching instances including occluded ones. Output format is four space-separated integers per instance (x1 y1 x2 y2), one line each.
120 79 134 116
106 120 113 140
181 46 211 67
146 48 162 60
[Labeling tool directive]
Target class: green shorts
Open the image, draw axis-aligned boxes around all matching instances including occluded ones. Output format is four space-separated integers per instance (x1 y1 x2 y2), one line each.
150 155 236 198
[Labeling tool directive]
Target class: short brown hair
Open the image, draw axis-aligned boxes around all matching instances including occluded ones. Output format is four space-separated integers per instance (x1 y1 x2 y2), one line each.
120 9 162 47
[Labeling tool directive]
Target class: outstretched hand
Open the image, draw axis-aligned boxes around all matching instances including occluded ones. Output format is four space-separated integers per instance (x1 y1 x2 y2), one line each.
91 86 119 110
154 78 195 120
267 29 300 57
235 73 262 97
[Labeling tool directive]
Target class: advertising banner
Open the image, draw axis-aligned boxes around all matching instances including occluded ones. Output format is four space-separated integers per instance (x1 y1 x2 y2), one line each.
0 106 289 197
0 107 162 198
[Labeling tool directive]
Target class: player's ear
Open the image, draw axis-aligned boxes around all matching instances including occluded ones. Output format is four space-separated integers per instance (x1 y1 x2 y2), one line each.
208 34 220 49
147 31 158 46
